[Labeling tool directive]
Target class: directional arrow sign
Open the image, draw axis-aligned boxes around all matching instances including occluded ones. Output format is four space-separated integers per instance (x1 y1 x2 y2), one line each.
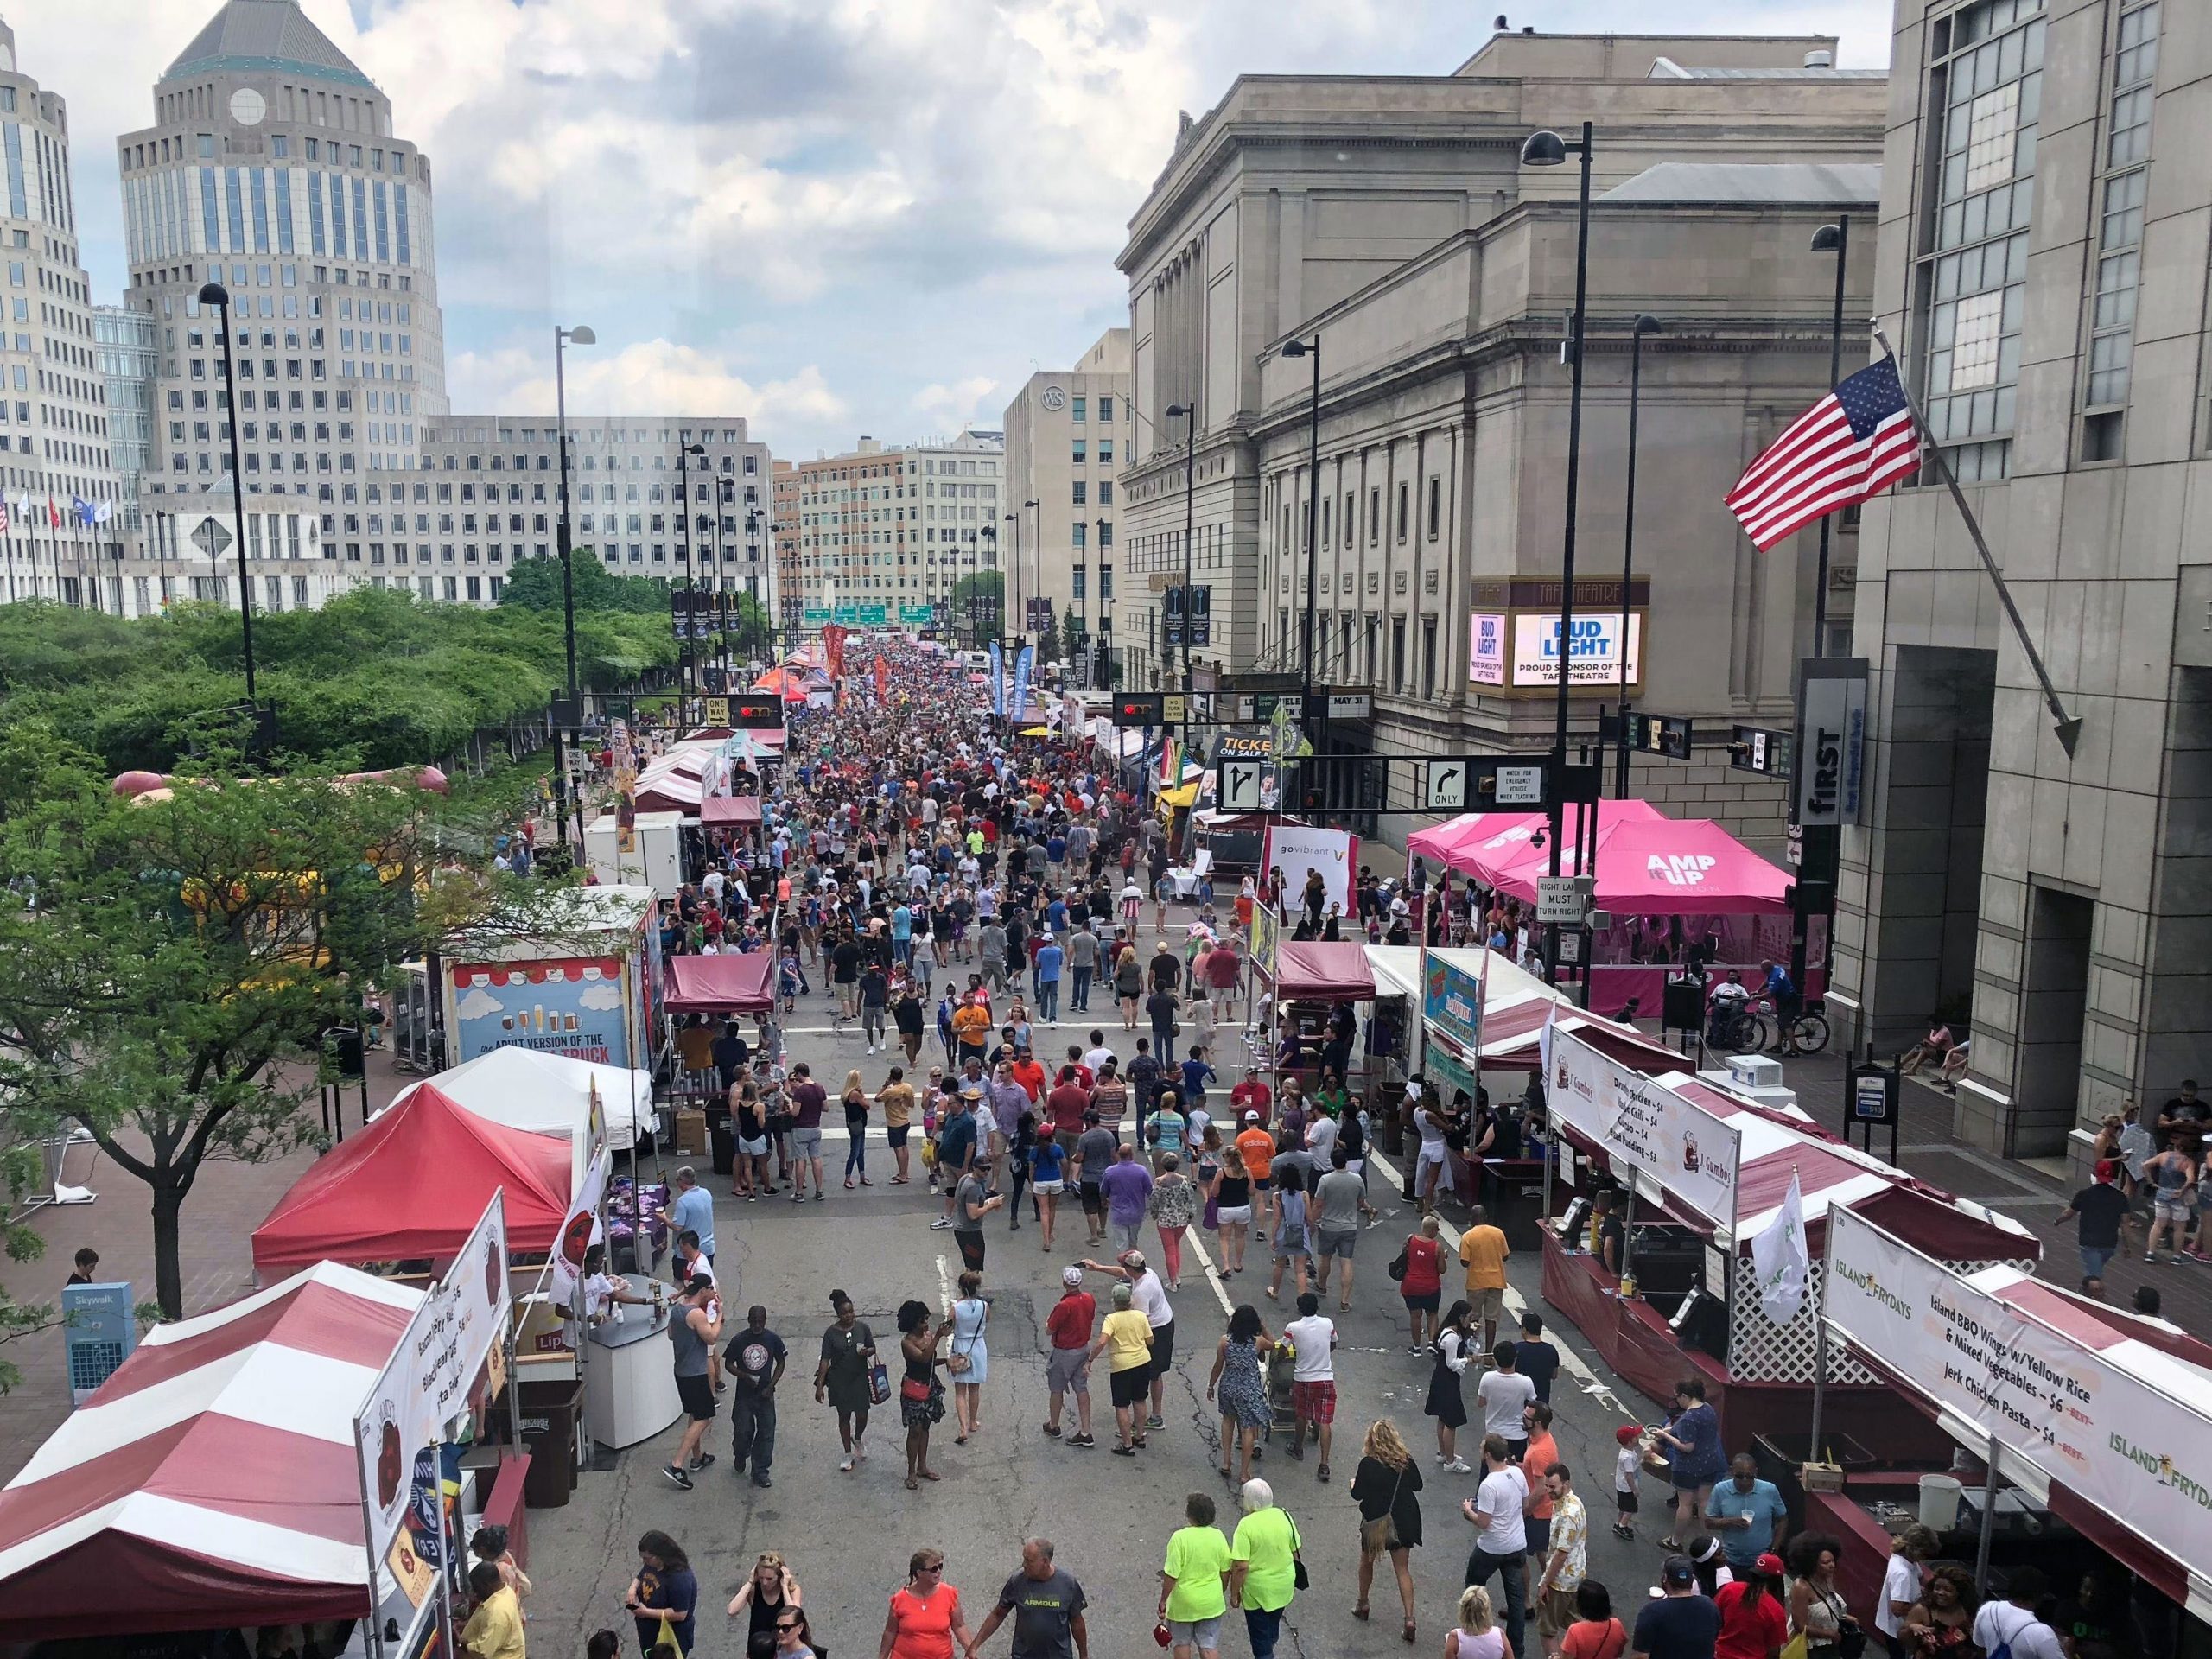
191 518 232 556
1423 760 1465 811
1221 760 1263 812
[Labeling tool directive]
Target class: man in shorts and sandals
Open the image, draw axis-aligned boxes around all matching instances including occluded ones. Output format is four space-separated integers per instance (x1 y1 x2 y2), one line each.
1043 1265 1097 1447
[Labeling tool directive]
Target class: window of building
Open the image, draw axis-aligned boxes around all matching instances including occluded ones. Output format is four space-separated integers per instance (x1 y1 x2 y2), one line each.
1395 481 1408 543
1071 396 1086 423
1918 0 2045 482
1390 616 1407 693
1072 481 1087 506
1421 618 1438 701
1427 477 1441 539
1071 439 1086 464
2082 0 2159 460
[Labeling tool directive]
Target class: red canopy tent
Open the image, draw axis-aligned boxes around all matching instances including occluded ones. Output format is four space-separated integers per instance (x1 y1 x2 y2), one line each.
701 795 763 826
1269 941 1376 1001
0 1262 425 1639
665 952 774 1014
1406 800 1663 885
251 1084 571 1274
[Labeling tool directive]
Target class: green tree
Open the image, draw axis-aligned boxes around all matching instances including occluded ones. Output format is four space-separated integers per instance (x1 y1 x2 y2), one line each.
0 721 562 1318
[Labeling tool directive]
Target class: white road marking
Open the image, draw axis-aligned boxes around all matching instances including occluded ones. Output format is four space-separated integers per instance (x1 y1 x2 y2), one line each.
1364 1147 1635 1420
937 1250 954 1308
1179 1224 1237 1318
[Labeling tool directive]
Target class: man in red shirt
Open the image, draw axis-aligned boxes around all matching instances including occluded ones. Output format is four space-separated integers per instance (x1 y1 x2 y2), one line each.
1009 1047 1046 1103
1060 1045 1096 1091
1230 1067 1274 1121
1043 1266 1096 1446
1046 1066 1092 1162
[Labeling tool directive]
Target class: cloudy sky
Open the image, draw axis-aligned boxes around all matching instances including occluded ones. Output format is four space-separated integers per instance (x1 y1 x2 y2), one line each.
17 0 1890 461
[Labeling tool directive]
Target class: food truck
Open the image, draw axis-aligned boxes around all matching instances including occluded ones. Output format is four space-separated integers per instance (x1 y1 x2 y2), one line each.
442 885 664 1073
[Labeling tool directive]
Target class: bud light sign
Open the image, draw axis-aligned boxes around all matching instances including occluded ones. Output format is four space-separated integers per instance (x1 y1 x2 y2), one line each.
1511 613 1642 689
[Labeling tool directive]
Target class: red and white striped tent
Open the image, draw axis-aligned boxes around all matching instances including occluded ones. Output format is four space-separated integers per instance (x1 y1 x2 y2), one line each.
0 1262 423 1640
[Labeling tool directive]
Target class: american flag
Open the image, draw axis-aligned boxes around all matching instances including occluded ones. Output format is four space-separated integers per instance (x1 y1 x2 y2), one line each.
1726 357 1923 550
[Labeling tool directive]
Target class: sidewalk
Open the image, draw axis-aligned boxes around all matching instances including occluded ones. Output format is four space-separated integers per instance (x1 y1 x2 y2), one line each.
1764 1045 2212 1338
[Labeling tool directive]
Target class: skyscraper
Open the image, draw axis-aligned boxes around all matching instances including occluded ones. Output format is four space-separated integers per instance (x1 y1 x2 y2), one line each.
0 16 128 608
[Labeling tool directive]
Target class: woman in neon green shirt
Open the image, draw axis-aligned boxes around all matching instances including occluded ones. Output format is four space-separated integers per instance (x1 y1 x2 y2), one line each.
1230 1478 1302 1659
1158 1491 1232 1659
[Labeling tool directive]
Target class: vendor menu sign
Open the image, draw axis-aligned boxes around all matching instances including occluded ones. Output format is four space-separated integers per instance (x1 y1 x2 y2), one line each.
1823 1205 2212 1564
1549 1026 1739 1227
353 1192 512 1562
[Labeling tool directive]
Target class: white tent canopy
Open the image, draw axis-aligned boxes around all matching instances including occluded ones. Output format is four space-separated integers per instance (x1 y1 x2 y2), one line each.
387 1046 655 1168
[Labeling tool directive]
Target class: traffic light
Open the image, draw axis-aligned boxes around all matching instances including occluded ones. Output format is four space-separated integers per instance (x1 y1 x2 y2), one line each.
1112 693 1165 728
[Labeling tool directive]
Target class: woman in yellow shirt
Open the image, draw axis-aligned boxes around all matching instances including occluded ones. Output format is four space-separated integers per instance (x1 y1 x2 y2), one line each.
1158 1490 1233 1659
1084 1281 1154 1453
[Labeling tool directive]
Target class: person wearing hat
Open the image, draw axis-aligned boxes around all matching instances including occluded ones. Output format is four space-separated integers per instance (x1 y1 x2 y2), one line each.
2056 1159 2130 1294
931 1086 983 1231
1713 1552 1788 1659
1043 1266 1097 1447
1632 1554 1721 1658
1080 1247 1176 1432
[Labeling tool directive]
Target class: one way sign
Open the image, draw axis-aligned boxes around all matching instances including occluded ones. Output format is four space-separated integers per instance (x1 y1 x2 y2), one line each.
1221 760 1264 811
1421 760 1465 810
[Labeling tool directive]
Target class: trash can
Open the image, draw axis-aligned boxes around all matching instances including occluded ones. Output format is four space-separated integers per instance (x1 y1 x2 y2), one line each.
708 1108 734 1177
512 1380 582 1509
1483 1158 1551 1249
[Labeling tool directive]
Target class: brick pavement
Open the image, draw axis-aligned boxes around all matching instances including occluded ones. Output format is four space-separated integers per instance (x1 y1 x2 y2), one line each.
1770 1046 2212 1338
0 1051 420 1484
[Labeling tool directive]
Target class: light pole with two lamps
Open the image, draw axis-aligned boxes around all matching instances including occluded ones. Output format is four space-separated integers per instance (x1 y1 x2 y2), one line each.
552 321 595 861
677 442 706 716
1809 219 1849 658
1615 314 1663 798
197 282 259 728
1520 120 1595 994
1164 404 1196 698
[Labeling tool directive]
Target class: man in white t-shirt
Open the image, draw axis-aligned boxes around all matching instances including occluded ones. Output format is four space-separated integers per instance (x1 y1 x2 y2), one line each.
1876 1527 1937 1647
1970 1567 2065 1659
1281 1293 1339 1478
1460 1434 1530 1658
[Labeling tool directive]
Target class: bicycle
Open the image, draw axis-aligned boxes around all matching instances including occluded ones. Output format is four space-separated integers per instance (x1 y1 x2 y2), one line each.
1745 994 1830 1057
1706 1001 1769 1055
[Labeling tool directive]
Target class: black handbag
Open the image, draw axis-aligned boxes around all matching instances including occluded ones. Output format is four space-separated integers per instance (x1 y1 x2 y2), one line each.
1388 1244 1409 1283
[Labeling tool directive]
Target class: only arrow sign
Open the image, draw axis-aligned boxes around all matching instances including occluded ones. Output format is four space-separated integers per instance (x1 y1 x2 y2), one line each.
1424 760 1466 810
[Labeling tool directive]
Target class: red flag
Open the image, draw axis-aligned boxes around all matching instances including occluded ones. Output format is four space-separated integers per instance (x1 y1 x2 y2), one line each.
873 654 889 701
822 623 847 683
1725 357 1922 550
46 498 60 530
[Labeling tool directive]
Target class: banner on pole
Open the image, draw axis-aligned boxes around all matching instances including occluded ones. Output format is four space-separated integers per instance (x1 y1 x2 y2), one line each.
1548 1027 1739 1226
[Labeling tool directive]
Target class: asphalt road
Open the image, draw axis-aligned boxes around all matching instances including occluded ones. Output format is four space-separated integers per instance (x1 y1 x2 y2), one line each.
522 987 1691 1658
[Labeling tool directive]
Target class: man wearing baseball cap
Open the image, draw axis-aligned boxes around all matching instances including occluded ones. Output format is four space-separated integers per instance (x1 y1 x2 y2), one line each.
2056 1158 2130 1294
1043 1265 1097 1447
1632 1554 1721 1657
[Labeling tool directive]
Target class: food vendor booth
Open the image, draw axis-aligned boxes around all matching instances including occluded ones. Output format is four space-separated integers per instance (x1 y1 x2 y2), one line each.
1535 1020 2037 1459
385 1046 656 1179
1810 1205 2212 1643
1407 804 1814 1018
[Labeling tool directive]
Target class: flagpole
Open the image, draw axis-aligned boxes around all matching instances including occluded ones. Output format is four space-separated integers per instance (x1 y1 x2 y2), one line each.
1806 1195 1834 1468
1869 324 2082 756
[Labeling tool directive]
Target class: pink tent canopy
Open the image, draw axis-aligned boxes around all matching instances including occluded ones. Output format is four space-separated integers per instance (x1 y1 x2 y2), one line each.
666 952 774 1014
1268 941 1376 1001
1407 800 1663 887
701 795 763 826
0 1263 424 1638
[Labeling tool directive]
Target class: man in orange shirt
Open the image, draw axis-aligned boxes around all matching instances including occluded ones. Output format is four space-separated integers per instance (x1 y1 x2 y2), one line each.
1009 1046 1046 1103
1236 1111 1279 1240
1520 1398 1559 1569
951 995 993 1066
1457 1203 1510 1351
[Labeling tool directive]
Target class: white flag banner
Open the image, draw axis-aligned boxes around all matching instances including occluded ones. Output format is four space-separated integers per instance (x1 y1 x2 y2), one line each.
1538 997 1560 1075
1751 1169 1809 1324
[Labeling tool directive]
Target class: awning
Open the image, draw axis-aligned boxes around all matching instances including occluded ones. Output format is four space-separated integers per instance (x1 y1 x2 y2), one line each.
665 952 774 1015
1408 803 1789 915
387 1046 654 1156
1270 940 1376 1001
0 1263 426 1639
701 795 763 826
251 1084 574 1273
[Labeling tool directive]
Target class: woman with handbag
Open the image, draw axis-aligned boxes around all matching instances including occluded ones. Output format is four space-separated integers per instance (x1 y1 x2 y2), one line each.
1395 1216 1446 1354
1787 1534 1861 1659
1348 1418 1423 1643
1148 1151 1198 1289
842 1070 873 1189
945 1271 991 1442
1207 1303 1275 1486
814 1291 879 1475
1424 1300 1478 1471
896 1298 952 1491
1228 1478 1303 1659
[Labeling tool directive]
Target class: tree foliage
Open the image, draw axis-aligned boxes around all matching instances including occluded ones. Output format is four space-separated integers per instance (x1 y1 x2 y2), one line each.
0 585 678 776
0 721 580 1319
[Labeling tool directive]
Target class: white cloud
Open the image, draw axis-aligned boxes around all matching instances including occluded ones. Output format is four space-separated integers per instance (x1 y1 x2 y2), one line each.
579 983 625 1011
456 987 505 1020
912 376 1001 433
449 340 849 429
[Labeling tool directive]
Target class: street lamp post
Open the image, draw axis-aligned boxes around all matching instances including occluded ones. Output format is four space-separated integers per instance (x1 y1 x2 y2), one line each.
678 442 705 717
746 505 763 665
1616 314 1663 798
1278 337 1323 722
979 521 998 645
1522 120 1595 991
197 283 257 711
1003 512 1020 647
1025 497 1042 660
1165 404 1195 700
553 321 595 861
1809 219 1849 658
1090 514 1109 690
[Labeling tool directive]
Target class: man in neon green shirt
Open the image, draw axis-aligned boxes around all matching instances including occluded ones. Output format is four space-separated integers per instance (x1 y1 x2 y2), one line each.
1158 1491 1232 1659
1229 1478 1300 1659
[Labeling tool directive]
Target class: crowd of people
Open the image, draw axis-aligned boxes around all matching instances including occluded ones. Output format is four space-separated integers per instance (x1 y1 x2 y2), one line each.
474 642 2159 1659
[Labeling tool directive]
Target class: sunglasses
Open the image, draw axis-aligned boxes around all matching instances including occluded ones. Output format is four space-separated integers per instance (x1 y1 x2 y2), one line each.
777 1620 803 1632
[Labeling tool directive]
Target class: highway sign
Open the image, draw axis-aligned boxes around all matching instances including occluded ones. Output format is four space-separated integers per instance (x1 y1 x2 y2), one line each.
1536 875 1585 925
1422 760 1466 811
1220 758 1265 811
